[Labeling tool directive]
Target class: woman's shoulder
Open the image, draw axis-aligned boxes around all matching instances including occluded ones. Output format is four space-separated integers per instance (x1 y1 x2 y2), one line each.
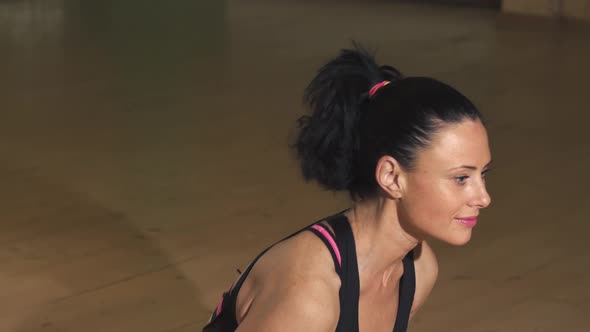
251 226 342 290
235 225 342 328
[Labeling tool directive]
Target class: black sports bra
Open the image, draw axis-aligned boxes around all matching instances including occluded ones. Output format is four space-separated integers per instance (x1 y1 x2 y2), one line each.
202 212 416 332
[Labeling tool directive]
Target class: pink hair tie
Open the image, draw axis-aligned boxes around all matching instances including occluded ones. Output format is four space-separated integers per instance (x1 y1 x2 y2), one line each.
369 80 391 98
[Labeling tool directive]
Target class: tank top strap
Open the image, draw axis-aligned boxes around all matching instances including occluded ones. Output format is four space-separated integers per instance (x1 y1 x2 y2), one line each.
327 215 361 332
307 223 343 274
392 250 416 332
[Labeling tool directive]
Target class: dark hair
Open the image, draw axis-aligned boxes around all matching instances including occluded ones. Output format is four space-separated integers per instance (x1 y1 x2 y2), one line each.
294 44 483 200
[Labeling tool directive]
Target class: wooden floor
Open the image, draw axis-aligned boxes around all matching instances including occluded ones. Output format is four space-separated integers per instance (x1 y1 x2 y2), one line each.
1 1 589 331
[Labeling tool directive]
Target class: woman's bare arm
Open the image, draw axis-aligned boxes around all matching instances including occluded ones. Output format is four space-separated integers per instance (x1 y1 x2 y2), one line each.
236 273 339 332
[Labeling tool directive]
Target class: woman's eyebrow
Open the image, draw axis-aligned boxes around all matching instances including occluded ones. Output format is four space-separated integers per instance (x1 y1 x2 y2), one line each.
448 160 492 171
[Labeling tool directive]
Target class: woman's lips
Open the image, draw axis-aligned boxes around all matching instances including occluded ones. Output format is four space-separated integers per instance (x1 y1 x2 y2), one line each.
455 217 478 228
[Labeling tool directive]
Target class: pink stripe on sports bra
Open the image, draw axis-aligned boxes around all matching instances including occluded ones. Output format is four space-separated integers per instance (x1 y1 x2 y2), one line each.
311 225 342 267
215 296 223 316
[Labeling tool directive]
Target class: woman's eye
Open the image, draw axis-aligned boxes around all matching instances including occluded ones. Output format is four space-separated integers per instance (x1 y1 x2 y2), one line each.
455 176 469 184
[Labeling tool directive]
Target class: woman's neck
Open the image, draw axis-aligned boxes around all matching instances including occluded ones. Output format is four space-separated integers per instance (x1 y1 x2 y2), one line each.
345 198 419 289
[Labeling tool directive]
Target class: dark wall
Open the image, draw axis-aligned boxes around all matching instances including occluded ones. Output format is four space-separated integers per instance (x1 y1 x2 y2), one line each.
395 0 501 8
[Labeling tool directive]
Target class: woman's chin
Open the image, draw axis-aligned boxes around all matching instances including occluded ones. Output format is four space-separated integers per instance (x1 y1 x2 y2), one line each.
445 229 473 246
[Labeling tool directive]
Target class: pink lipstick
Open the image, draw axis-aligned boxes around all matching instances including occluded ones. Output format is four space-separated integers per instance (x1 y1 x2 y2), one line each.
455 217 478 228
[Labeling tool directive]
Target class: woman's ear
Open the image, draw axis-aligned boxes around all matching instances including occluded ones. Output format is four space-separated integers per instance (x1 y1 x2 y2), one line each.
375 155 405 199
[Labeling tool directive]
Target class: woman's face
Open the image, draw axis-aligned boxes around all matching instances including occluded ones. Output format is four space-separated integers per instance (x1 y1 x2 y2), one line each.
399 119 492 246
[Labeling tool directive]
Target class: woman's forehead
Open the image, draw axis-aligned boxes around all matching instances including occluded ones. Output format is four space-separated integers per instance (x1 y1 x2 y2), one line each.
418 120 490 169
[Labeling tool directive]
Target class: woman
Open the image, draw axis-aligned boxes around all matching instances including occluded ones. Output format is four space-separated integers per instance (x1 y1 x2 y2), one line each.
203 44 492 332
